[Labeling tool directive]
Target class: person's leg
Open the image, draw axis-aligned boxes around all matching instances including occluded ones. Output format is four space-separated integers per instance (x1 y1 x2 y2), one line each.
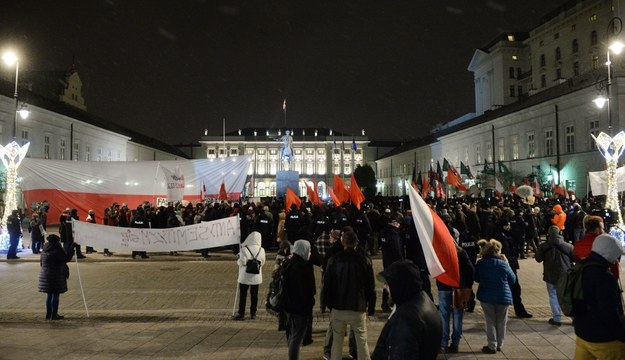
494 304 509 349
250 284 258 318
348 311 370 360
323 318 333 358
480 302 497 351
583 339 625 359
511 270 530 316
237 283 248 318
287 313 307 360
451 307 464 348
51 293 60 318
7 234 18 258
303 316 313 345
546 282 562 323
45 292 53 319
438 290 452 349
330 310 348 360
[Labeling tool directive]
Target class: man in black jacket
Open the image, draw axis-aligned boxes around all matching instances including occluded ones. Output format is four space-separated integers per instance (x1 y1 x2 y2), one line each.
372 260 442 359
283 240 316 360
323 231 376 360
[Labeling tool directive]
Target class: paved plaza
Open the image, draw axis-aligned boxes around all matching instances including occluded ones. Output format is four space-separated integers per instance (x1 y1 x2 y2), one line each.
1 233 613 359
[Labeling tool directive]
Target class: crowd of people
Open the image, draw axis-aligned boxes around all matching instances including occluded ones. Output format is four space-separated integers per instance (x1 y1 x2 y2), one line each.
8 190 625 358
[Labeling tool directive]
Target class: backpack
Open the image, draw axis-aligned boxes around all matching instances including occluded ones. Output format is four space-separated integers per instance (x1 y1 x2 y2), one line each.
266 259 291 314
244 246 261 274
556 261 602 316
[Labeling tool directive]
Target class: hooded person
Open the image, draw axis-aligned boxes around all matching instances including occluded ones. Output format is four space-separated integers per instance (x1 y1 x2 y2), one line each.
551 204 566 231
232 231 266 321
573 234 625 358
535 225 574 326
372 260 442 360
283 239 316 359
38 234 72 320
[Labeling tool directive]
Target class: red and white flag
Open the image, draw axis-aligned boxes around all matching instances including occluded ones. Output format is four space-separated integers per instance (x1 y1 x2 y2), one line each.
533 178 542 197
510 181 517 194
407 184 459 287
282 99 287 111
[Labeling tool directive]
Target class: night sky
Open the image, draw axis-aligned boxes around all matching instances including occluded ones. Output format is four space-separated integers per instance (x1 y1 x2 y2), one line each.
0 0 564 145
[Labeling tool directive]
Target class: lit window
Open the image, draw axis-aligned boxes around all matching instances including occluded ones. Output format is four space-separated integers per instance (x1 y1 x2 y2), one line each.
512 55 518 60
508 35 515 42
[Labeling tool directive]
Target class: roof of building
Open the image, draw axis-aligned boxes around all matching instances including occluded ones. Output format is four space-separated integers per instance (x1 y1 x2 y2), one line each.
201 127 369 142
0 77 189 159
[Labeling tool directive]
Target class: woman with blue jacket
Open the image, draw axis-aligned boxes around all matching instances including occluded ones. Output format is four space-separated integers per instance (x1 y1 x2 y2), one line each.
475 239 516 354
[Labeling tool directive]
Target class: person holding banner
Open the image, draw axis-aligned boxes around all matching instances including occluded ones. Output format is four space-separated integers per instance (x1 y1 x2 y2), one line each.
233 231 266 321
130 207 150 259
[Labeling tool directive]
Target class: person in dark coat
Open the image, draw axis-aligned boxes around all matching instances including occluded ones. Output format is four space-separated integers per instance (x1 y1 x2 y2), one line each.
497 220 532 318
131 207 150 259
573 234 625 358
283 240 316 360
6 209 22 260
29 213 44 254
379 216 404 312
38 234 72 320
372 260 442 360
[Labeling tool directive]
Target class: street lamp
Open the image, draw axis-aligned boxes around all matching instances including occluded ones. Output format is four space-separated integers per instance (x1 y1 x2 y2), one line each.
0 51 30 252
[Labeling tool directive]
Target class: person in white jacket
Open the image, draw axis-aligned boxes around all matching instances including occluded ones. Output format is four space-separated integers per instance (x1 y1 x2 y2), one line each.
233 231 266 320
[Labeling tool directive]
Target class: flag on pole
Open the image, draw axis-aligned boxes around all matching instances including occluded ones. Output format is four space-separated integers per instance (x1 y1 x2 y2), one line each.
498 161 510 175
533 178 542 197
303 180 321 205
407 184 460 287
442 158 450 171
495 177 504 195
446 167 467 191
285 186 302 211
282 99 286 111
510 181 517 194
349 175 366 210
436 161 444 182
460 162 473 179
422 174 429 196
219 179 228 200
327 187 341 206
483 160 495 175
352 137 357 151
428 164 435 185
200 181 206 200
333 175 350 203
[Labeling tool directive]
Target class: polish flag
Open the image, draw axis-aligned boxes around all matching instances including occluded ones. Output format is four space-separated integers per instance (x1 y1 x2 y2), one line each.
510 181 517 194
533 178 542 197
219 180 228 200
407 184 460 287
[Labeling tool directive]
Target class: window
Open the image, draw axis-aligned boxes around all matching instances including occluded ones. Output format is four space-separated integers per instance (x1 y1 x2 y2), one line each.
509 85 516 97
509 67 515 79
507 34 515 41
475 144 481 165
590 120 600 150
541 74 547 88
97 148 102 161
565 125 575 153
73 142 79 161
517 67 522 78
555 47 561 61
59 139 66 160
592 55 599 69
230 148 238 156
497 138 505 161
85 145 91 161
44 135 50 159
545 128 554 156
591 30 598 46
540 54 546 67
572 39 579 53
527 131 535 158
21 130 29 147
554 33 559 40
556 68 562 79
573 62 580 76
511 135 519 160
486 142 492 162
518 85 523 97
207 148 216 159
589 15 597 22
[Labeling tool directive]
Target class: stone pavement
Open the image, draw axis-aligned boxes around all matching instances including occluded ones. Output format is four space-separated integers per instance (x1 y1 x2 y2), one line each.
1 235 614 359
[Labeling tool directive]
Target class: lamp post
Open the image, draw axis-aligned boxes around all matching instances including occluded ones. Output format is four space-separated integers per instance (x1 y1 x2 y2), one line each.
593 38 625 240
0 51 30 251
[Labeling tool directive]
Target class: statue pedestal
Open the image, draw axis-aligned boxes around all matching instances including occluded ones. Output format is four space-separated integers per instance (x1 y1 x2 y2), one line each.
276 171 300 198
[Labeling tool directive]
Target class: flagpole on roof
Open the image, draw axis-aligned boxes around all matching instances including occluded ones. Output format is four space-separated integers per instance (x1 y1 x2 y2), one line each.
283 99 287 126
223 118 226 157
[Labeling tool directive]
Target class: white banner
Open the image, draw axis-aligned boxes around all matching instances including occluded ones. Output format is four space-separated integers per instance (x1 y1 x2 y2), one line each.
73 217 240 252
588 166 625 195
160 165 185 202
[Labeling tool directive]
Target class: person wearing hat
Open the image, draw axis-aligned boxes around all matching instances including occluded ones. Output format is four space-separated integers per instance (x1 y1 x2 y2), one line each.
38 234 72 320
475 239 517 354
372 260 442 359
6 209 22 259
85 210 98 254
379 216 405 312
573 234 625 358
29 213 44 254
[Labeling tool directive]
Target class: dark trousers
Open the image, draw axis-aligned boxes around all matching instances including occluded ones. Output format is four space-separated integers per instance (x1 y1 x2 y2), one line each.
132 251 147 258
511 269 528 315
237 283 258 317
31 239 42 253
46 292 60 319
7 233 19 258
286 313 309 360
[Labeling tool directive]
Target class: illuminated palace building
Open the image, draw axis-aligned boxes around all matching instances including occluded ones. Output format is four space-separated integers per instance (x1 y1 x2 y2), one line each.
376 0 625 197
199 128 370 198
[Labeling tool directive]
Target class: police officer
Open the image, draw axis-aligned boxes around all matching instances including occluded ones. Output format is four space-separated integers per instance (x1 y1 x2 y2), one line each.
131 207 150 259
6 209 22 259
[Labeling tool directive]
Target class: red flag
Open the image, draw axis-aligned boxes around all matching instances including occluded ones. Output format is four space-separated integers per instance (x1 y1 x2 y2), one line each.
510 181 517 194
333 175 350 204
446 167 467 191
200 181 206 200
554 183 566 197
407 182 460 287
285 187 302 211
533 178 542 198
327 187 341 206
303 180 321 205
422 176 429 196
349 174 366 210
219 180 228 200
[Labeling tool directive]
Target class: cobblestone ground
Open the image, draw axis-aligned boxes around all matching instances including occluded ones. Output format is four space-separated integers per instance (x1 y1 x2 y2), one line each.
0 240 603 359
